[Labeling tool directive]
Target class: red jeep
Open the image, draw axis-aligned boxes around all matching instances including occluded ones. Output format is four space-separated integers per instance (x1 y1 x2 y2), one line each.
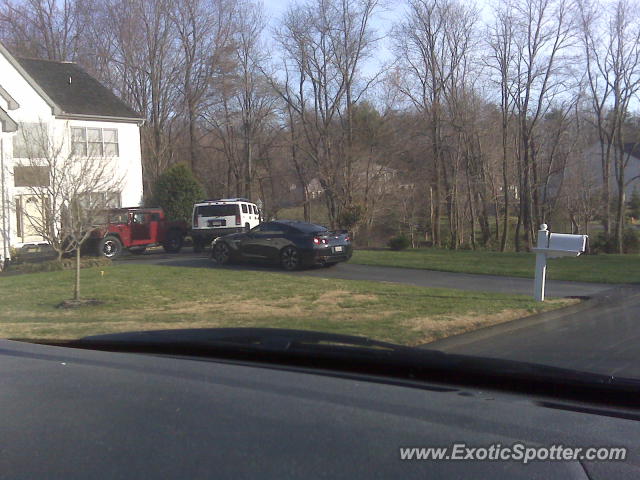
87 207 188 258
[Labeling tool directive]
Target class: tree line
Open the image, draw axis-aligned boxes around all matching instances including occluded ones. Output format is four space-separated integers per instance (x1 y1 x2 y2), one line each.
2 0 640 252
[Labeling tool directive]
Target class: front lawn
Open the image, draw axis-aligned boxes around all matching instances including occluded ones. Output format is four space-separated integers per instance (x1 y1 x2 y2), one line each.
351 249 639 284
0 264 573 345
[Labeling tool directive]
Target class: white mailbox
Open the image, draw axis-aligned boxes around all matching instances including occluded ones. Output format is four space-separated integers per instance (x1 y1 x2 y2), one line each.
532 232 588 258
532 225 588 301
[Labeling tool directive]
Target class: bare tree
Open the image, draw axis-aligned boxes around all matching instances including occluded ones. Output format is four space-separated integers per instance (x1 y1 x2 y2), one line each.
509 0 575 250
170 0 236 171
578 0 640 252
230 0 274 200
268 0 381 228
12 122 122 300
487 1 517 251
0 0 91 60
99 0 182 195
392 0 478 247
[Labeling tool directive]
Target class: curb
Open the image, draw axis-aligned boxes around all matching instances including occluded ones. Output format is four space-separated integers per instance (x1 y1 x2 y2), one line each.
422 285 640 352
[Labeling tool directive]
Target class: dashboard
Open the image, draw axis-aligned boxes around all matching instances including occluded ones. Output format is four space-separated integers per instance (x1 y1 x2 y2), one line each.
1 339 638 479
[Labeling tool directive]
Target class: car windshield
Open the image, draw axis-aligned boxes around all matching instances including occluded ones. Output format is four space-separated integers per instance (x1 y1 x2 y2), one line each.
2 0 640 387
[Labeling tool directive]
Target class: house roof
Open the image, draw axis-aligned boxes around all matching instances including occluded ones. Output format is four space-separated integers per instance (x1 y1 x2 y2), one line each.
13 56 142 121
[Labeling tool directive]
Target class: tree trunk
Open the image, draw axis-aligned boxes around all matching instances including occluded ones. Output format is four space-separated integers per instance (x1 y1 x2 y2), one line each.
600 142 611 236
615 155 625 253
188 98 197 171
467 176 476 250
245 141 253 200
499 84 510 252
74 245 81 301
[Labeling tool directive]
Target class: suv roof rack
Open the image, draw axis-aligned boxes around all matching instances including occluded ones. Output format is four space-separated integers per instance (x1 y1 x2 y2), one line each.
197 198 251 203
111 206 161 211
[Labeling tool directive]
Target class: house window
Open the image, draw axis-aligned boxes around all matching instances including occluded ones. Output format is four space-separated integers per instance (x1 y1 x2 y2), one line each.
71 127 119 157
14 166 50 187
13 123 43 158
103 129 119 156
87 128 103 156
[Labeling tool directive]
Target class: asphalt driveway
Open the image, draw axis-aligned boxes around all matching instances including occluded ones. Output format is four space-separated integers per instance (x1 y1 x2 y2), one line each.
426 286 640 378
115 247 613 298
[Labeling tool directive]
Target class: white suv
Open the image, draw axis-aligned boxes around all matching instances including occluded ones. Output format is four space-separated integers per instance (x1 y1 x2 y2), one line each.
191 198 261 252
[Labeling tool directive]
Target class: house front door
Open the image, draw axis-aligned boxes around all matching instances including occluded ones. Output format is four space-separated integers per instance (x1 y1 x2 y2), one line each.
15 194 47 244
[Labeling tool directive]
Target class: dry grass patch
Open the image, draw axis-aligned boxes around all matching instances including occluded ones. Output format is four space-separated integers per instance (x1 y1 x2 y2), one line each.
402 298 580 346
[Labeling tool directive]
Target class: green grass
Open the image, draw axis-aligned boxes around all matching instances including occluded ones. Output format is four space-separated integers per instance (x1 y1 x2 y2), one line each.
0 264 571 345
351 249 640 284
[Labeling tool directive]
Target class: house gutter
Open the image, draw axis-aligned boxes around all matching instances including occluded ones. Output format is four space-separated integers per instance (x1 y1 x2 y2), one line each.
55 113 145 126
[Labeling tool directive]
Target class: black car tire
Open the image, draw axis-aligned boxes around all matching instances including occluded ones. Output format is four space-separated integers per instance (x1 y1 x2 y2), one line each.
163 230 183 253
213 242 231 265
99 236 123 259
280 246 300 271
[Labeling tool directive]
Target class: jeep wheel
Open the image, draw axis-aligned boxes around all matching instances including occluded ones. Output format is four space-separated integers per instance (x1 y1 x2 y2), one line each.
163 230 183 253
99 236 122 259
280 246 300 271
213 242 231 265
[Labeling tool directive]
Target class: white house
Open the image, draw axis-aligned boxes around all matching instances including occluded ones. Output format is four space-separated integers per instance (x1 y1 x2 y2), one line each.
0 42 144 267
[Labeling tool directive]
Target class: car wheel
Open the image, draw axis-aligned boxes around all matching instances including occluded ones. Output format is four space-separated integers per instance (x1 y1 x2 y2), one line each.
99 236 122 259
163 230 183 253
244 223 250 233
280 246 300 271
213 242 231 265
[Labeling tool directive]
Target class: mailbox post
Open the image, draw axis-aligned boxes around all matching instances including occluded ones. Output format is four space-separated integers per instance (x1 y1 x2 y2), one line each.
533 225 549 301
531 224 587 302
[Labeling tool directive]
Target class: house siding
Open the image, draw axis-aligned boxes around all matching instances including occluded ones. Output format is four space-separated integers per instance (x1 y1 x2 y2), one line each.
578 143 640 198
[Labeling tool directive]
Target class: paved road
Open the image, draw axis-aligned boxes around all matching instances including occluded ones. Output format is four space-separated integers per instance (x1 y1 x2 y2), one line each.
115 248 613 298
426 286 640 378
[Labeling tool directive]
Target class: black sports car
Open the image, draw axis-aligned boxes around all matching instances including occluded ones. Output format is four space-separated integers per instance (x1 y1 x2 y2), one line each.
211 220 352 270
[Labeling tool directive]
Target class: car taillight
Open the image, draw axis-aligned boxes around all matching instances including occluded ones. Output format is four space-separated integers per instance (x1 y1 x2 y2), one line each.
236 214 241 225
313 237 328 245
344 235 350 242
